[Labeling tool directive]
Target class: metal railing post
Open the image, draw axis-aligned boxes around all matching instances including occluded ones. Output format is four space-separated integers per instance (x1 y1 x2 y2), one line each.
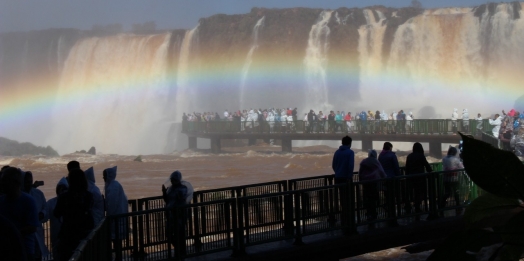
283 192 294 236
347 180 357 235
293 192 304 245
427 172 439 220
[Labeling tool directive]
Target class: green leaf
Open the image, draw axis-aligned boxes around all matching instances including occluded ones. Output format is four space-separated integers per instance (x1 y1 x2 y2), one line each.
498 244 524 261
459 133 524 199
499 211 524 247
427 229 493 261
464 193 520 229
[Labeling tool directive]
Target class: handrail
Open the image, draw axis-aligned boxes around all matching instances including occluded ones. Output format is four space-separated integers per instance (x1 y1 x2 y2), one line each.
98 169 477 260
68 217 110 261
182 119 491 136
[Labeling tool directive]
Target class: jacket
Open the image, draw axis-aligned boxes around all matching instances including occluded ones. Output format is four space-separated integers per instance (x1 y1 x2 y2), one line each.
332 146 355 180
378 150 400 178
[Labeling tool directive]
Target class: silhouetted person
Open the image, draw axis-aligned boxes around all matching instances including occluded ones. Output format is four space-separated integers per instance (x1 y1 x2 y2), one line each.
22 171 49 260
54 168 94 261
378 142 400 178
0 213 27 261
67 161 80 172
332 136 355 184
378 142 400 226
162 171 193 255
0 167 39 260
46 177 68 260
358 150 386 223
405 143 433 217
332 136 355 232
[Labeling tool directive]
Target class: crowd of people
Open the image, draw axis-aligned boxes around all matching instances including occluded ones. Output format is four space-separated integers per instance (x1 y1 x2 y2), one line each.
184 107 524 157
183 108 420 134
487 109 524 156
0 161 194 261
333 136 465 226
0 162 129 260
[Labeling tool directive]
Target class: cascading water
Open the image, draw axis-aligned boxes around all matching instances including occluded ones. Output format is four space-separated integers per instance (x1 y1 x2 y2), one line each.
358 9 388 101
175 25 199 122
353 3 524 118
239 16 265 110
304 10 333 112
47 33 172 155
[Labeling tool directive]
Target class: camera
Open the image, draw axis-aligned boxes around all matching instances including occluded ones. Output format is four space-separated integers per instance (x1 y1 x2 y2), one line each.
33 181 44 188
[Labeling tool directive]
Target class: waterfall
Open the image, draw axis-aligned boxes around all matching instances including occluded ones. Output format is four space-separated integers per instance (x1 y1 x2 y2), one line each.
369 3 524 117
357 10 389 111
47 33 172 155
2 2 524 154
303 10 333 112
384 8 485 115
240 16 265 110
175 25 199 122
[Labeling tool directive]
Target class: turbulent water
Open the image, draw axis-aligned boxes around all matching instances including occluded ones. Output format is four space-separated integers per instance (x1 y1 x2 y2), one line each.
1 2 524 155
0 145 441 201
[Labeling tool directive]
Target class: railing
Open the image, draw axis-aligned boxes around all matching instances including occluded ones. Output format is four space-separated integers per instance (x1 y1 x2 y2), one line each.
480 131 499 148
68 218 111 261
98 169 476 261
183 119 491 136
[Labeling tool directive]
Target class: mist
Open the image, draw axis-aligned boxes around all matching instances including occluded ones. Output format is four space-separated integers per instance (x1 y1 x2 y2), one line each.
1 1 523 155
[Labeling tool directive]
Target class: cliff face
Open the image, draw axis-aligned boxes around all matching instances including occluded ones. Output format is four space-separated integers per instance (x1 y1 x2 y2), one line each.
1 3 524 155
0 137 59 157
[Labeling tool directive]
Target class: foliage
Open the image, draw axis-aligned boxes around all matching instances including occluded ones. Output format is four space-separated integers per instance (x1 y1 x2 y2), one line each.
428 133 524 260
410 0 423 9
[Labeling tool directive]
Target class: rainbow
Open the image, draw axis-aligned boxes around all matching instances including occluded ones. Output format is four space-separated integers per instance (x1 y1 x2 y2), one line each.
1 3 523 155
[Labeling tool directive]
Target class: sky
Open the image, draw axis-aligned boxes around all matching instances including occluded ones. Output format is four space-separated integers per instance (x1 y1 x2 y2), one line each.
0 0 495 33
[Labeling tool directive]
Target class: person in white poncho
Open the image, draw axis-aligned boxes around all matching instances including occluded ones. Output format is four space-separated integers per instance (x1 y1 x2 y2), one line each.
451 108 459 133
103 166 128 240
84 167 105 226
462 109 470 133
489 114 502 138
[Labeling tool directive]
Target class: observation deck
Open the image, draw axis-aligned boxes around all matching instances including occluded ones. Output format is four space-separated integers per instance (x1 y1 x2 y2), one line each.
182 119 493 157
